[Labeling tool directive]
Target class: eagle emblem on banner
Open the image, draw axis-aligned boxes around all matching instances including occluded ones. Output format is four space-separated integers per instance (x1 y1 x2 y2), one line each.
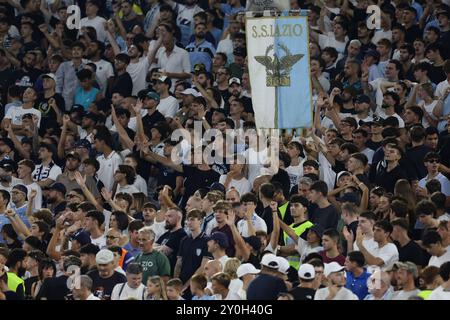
254 42 304 87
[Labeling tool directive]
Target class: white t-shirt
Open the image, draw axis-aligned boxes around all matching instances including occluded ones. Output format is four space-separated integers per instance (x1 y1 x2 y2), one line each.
428 286 450 300
419 173 450 196
372 30 392 45
366 242 399 274
32 162 62 183
228 278 243 294
157 96 179 118
4 106 42 127
133 175 148 195
420 100 439 128
127 57 149 96
353 237 378 254
86 293 101 300
218 175 251 196
435 79 450 98
114 184 140 196
13 180 42 211
79 16 107 42
314 287 358 300
218 255 230 270
428 249 450 267
156 46 191 90
245 147 269 186
286 164 303 190
111 283 146 300
236 214 268 237
97 151 123 191
297 237 323 263
150 219 167 242
91 234 106 249
361 148 375 165
318 32 348 59
93 59 114 94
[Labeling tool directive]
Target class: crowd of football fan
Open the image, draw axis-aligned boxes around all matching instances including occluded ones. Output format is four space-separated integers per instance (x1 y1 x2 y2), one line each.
1 0 450 300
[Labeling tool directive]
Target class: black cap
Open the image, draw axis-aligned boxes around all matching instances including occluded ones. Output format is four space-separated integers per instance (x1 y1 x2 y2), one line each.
355 94 371 104
82 112 98 122
49 182 67 195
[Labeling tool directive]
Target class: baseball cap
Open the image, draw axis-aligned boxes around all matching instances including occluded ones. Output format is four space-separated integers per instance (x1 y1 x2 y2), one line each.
365 49 380 59
242 236 262 252
229 77 241 86
388 261 418 278
49 182 67 195
305 224 324 239
74 139 91 150
42 73 56 82
209 182 225 194
66 151 81 161
355 94 370 104
437 9 450 19
261 253 279 269
181 88 200 97
146 90 160 102
324 262 345 277
0 159 16 172
298 263 315 280
96 249 114 264
276 256 290 275
207 232 229 248
12 184 28 198
193 63 206 73
70 230 91 247
336 192 360 205
236 263 260 278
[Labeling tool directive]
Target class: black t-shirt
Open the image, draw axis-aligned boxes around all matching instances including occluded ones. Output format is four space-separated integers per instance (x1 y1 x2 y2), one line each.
211 224 236 257
310 204 339 230
289 286 316 300
396 240 425 267
87 270 127 300
11 68 42 88
177 232 210 284
180 165 220 208
156 163 183 190
372 163 408 193
142 110 166 129
428 64 446 85
36 93 65 129
36 275 70 300
332 159 346 174
405 144 432 180
366 139 383 151
24 276 39 299
247 273 287 300
106 72 133 99
156 228 188 277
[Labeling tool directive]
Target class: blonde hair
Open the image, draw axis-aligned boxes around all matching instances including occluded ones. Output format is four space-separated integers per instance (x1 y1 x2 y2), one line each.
147 276 168 300
223 258 241 279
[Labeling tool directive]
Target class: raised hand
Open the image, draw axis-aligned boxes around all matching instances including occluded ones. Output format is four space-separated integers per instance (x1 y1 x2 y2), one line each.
74 171 86 187
29 189 37 200
269 200 278 213
226 209 236 226
342 226 354 243
101 188 112 202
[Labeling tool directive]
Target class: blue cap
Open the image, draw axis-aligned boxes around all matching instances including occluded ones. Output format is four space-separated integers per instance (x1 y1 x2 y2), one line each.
74 139 91 150
207 232 229 248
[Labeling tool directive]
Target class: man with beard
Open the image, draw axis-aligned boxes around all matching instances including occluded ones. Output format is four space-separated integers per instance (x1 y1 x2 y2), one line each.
186 23 216 72
86 41 114 95
56 41 88 111
353 94 373 124
215 66 231 103
36 73 65 133
105 53 133 100
56 151 100 198
227 77 253 115
155 207 187 276
10 51 42 89
46 183 67 217
5 248 27 299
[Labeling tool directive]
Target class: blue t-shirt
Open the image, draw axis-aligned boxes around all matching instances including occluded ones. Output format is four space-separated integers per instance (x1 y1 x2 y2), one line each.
0 213 10 243
346 269 371 300
192 295 215 300
74 87 100 110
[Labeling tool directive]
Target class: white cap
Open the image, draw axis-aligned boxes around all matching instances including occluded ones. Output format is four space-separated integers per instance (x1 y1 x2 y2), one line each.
298 263 315 280
276 256 290 275
236 263 260 278
324 262 345 278
261 253 279 269
96 249 114 264
228 77 241 85
181 88 200 97
43 73 56 82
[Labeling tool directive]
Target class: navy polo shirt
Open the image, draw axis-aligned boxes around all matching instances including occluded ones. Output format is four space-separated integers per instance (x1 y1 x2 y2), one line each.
346 269 371 300
177 232 210 284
